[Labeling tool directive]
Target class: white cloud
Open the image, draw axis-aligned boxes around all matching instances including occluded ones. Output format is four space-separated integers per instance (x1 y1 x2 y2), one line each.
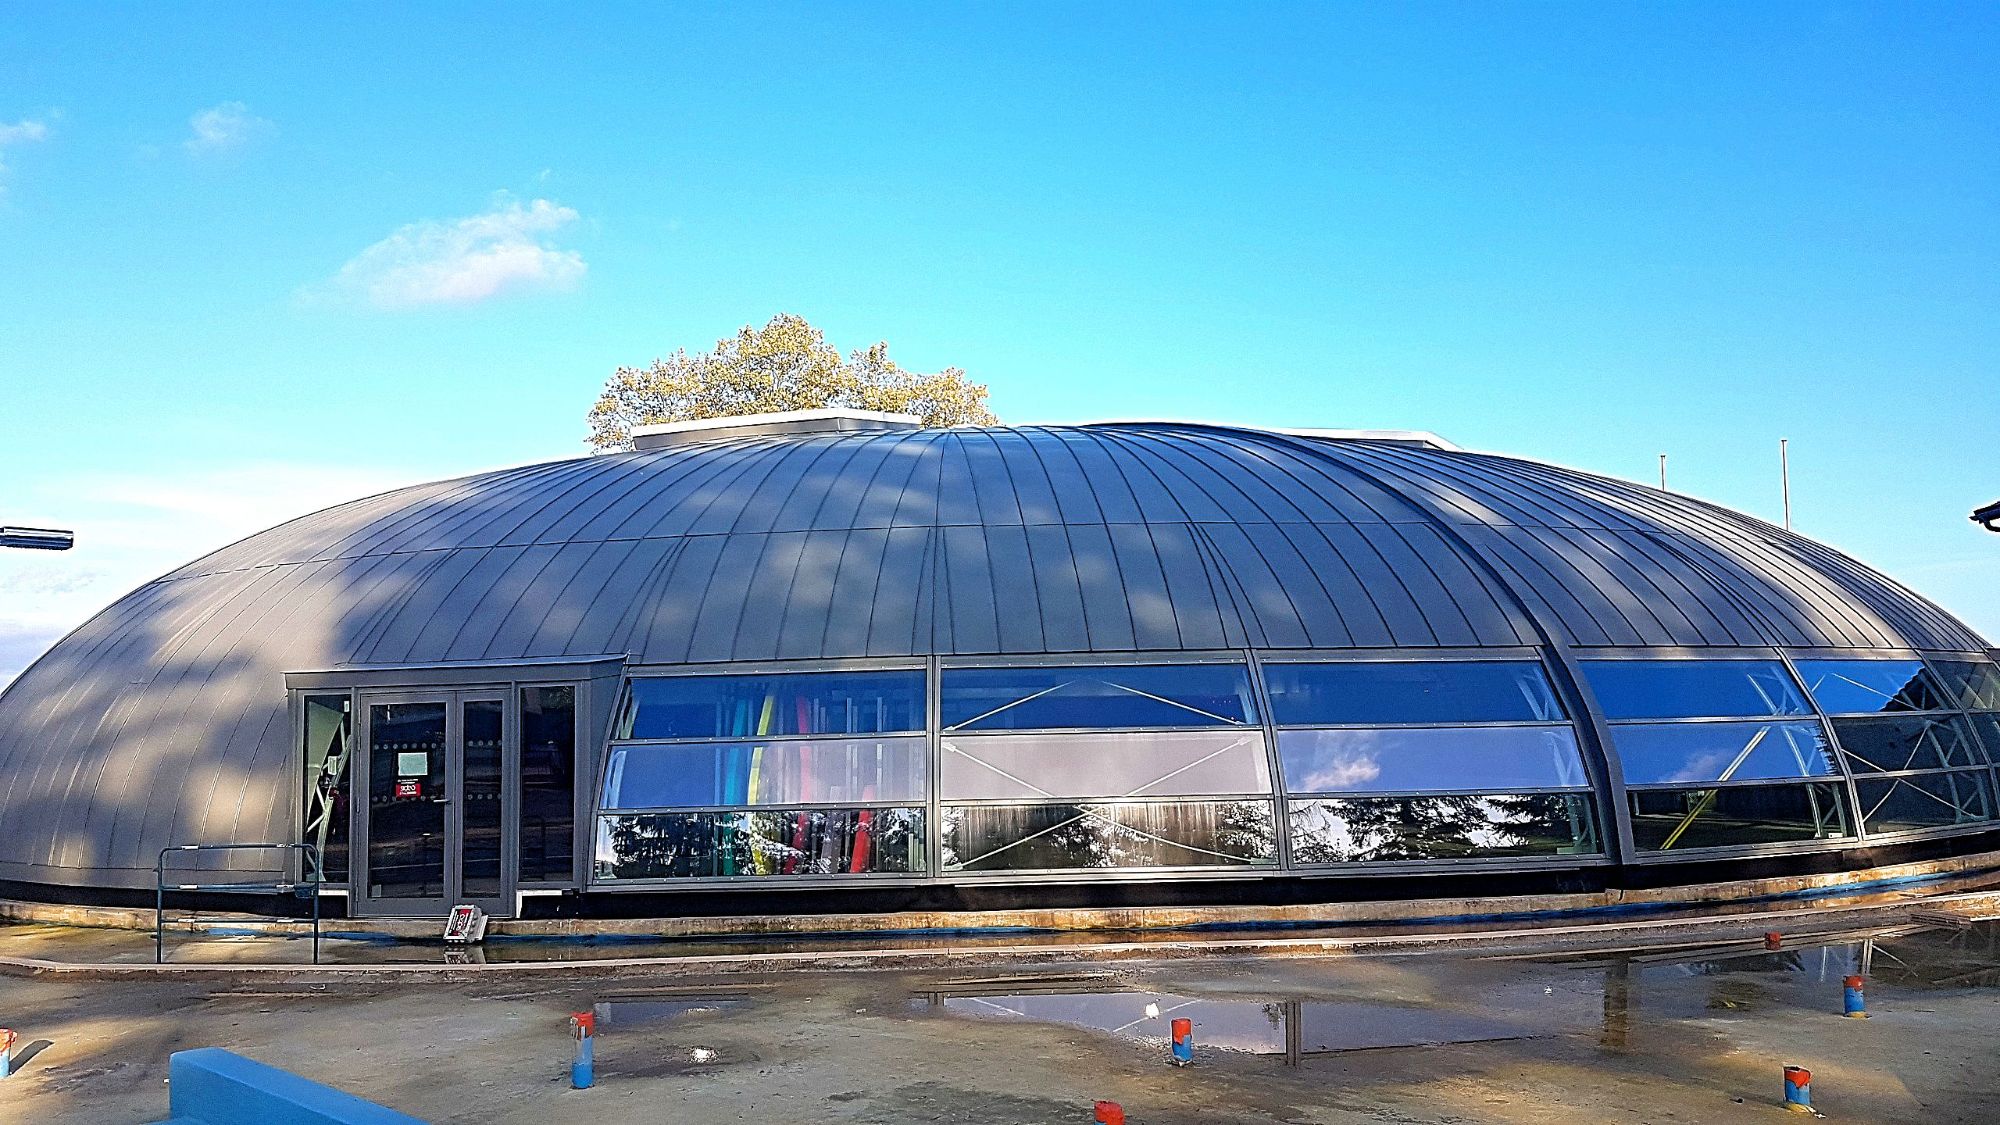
0 461 426 689
184 101 272 154
312 196 587 310
0 116 50 193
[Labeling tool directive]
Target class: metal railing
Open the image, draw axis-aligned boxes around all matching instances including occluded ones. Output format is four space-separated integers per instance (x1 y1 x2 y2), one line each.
154 843 323 964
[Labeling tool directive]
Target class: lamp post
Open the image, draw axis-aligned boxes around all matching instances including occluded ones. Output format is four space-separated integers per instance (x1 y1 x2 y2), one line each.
1975 503 2000 533
0 527 74 551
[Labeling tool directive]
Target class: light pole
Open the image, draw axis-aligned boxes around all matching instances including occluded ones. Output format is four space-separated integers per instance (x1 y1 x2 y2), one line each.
0 526 74 551
1975 502 2000 533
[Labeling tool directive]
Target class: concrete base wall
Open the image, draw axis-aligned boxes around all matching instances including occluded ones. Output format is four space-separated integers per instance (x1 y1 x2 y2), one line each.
8 847 1998 941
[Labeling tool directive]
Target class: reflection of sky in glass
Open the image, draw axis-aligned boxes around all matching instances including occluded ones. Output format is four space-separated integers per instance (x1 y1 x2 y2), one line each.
1613 721 1835 784
1279 727 1586 794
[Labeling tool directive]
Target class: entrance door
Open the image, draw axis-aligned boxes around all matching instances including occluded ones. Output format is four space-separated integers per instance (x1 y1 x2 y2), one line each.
355 691 512 917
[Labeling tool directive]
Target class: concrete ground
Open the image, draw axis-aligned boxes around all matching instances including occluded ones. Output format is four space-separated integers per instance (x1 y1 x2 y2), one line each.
3 921 1998 1123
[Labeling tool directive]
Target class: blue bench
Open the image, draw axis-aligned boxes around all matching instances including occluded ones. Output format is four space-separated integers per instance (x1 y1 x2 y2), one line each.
148 1047 428 1125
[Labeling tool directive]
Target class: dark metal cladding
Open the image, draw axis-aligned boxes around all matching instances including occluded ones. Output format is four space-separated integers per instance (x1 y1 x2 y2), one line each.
0 422 1985 889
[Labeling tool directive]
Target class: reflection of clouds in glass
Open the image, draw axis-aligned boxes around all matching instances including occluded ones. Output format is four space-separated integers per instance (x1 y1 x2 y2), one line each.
1300 753 1382 792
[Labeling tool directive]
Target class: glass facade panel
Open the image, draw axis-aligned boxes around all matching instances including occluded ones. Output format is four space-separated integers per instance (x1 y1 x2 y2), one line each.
940 801 1276 870
1854 772 1991 834
366 702 448 898
614 670 924 740
1611 721 1838 785
1263 661 1564 726
1972 714 2000 763
602 737 929 809
941 664 1258 731
300 694 352 883
1276 727 1587 794
1791 659 1948 715
1288 794 1598 862
1581 660 1810 720
1629 783 1852 851
519 686 576 883
1929 660 2000 711
460 699 504 899
1832 716 1982 773
940 730 1271 801
594 808 925 879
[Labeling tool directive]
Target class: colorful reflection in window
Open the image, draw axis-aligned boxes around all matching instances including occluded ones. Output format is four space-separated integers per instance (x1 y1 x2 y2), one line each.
594 808 925 879
615 670 924 740
940 801 1276 870
1854 772 1990 835
1791 660 1948 715
1611 721 1837 785
1263 661 1564 726
941 664 1258 731
1629 783 1852 851
1276 727 1587 794
1581 660 1810 720
1287 794 1599 862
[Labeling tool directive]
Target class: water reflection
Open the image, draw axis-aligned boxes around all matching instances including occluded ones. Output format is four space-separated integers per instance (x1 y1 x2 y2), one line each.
919 924 2000 1064
917 984 1583 1064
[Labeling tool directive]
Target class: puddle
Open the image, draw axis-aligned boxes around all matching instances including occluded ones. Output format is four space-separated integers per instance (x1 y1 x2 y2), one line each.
912 923 2000 1064
916 985 1578 1063
594 994 754 1027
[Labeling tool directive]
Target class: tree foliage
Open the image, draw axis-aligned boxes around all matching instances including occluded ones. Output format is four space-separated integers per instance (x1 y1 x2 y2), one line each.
587 313 999 450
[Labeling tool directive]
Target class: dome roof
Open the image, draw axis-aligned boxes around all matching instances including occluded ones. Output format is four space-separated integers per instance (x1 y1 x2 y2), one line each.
0 422 1984 888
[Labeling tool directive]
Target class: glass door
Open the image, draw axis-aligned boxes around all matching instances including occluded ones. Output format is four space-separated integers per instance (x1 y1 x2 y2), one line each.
356 691 513 917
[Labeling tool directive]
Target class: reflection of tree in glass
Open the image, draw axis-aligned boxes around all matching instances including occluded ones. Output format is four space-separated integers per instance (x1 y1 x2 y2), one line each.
1289 794 1590 863
603 809 924 879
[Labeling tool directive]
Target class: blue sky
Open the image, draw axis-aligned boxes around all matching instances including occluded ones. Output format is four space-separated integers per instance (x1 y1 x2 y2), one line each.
1 3 1996 682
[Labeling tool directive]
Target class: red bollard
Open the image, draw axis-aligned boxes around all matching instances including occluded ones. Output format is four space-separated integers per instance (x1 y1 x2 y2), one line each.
1764 932 1783 950
1094 1100 1125 1124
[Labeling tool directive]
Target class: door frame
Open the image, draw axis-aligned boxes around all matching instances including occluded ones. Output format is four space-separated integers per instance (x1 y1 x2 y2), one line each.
349 688 515 919
287 656 627 920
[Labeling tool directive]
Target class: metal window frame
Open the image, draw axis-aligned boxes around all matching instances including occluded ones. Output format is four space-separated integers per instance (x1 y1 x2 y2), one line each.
1624 778 1858 858
1271 723 1589 797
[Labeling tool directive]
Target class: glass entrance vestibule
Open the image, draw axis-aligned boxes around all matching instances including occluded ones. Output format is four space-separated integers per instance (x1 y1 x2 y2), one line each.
288 658 620 919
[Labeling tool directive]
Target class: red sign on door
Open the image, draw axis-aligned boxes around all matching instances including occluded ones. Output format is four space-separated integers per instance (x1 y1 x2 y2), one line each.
395 779 422 799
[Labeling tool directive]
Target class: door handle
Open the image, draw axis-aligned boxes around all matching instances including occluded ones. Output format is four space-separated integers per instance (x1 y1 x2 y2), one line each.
432 797 454 804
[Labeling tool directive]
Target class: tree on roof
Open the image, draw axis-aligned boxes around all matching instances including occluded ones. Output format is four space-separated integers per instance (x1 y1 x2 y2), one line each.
586 313 999 450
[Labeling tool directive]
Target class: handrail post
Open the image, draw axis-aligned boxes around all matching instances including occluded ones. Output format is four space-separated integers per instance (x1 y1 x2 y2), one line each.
152 842 326 965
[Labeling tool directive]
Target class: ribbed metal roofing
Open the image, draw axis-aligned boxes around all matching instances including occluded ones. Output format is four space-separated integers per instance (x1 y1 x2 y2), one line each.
0 422 1985 887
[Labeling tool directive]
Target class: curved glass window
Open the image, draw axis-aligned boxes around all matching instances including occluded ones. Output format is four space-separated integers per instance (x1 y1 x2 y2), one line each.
615 670 924 740
1832 716 1983 773
1581 660 1809 720
595 808 925 879
1288 794 1598 862
1791 659 1948 715
941 664 1257 731
1630 783 1852 851
1612 721 1837 785
1262 661 1564 726
1929 660 2000 711
601 737 929 809
1972 714 2000 761
940 730 1270 802
941 800 1276 871
1277 727 1587 794
1854 772 1990 834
